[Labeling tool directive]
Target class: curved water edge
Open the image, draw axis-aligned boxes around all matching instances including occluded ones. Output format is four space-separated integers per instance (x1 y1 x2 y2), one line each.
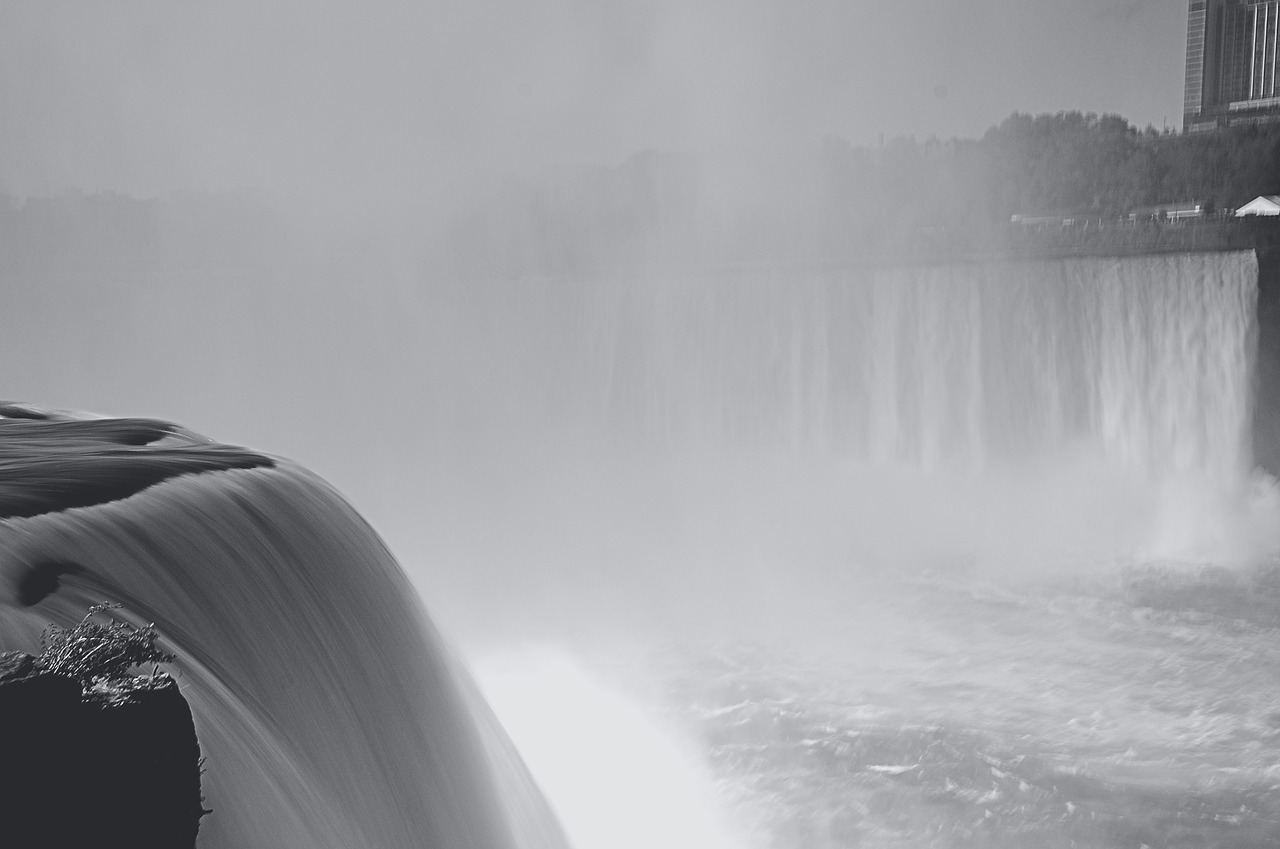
0 413 568 849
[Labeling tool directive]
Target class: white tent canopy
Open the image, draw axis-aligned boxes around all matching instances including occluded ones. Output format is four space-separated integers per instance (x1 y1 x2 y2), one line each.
1235 196 1280 216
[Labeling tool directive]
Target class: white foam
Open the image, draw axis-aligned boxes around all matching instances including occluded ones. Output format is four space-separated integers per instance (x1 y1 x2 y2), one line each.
474 647 755 849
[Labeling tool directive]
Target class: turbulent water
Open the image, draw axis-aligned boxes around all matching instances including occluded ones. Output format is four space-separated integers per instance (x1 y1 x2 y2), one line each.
637 577 1280 848
0 250 1276 848
449 251 1280 848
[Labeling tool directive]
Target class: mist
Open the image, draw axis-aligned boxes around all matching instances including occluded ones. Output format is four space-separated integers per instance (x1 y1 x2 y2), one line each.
2 1 1182 205
0 0 1266 665
6 3 1280 847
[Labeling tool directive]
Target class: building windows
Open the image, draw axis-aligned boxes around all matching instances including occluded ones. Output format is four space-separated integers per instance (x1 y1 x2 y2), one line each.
1185 0 1280 128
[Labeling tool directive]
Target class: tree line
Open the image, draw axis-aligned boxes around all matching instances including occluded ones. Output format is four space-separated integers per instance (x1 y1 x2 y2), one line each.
441 112 1280 275
8 111 1280 276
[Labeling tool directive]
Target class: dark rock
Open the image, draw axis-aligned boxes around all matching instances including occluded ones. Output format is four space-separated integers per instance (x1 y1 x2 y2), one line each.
1257 248 1280 476
0 670 205 848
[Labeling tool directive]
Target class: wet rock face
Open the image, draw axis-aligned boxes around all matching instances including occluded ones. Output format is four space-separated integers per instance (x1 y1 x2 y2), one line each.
0 651 206 848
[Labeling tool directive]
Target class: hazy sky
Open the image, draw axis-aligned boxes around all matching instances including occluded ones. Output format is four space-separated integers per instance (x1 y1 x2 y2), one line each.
0 0 1183 200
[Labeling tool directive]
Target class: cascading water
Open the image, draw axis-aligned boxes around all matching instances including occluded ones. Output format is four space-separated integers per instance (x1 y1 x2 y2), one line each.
1 249 1277 848
434 251 1268 628
0 412 568 849
529 252 1258 480
438 250 1280 848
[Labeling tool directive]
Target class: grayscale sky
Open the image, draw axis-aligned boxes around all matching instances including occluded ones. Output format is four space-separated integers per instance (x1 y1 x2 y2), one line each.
0 0 1182 199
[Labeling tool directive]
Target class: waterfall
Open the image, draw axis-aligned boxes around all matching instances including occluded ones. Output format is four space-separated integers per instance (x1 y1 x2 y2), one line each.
508 252 1259 484
0 249 1266 846
0 413 568 849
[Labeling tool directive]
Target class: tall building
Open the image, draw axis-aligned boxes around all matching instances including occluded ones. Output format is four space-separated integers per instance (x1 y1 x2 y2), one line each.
1185 0 1280 130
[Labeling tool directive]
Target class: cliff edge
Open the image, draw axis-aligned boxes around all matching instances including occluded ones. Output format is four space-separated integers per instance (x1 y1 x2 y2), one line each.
0 649 205 847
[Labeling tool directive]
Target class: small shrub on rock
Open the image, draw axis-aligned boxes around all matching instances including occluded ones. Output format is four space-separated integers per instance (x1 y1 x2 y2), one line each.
36 602 174 700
